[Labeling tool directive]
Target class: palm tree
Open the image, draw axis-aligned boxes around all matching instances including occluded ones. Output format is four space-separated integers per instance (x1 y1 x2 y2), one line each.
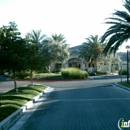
79 35 103 70
51 33 66 43
51 33 69 63
26 30 46 48
39 34 70 72
101 0 130 54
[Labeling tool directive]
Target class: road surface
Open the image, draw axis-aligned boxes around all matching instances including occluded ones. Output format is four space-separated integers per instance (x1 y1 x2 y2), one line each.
6 75 130 130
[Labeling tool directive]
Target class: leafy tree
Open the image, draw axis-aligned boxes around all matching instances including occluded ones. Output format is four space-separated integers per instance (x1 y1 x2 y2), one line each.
25 33 40 85
0 22 27 92
26 44 39 85
101 0 130 54
104 54 121 72
39 34 70 72
79 35 103 70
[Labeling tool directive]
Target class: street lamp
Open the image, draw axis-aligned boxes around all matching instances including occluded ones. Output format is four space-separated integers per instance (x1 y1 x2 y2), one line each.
120 62 123 82
126 45 130 83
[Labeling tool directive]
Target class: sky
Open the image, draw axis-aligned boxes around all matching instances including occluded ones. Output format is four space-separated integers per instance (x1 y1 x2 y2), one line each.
0 0 128 51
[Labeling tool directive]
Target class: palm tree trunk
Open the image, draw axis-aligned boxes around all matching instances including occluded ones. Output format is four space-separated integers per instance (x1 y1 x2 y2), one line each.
94 58 98 71
90 61 93 67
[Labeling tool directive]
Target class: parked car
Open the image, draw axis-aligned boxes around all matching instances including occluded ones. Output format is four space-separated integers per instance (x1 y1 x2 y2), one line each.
88 71 96 76
4 72 9 77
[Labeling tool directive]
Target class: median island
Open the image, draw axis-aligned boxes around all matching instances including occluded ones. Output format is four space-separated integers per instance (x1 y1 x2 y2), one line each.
0 84 46 122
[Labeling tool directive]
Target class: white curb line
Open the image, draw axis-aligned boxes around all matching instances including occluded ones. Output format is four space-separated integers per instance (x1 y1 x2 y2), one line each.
0 86 54 130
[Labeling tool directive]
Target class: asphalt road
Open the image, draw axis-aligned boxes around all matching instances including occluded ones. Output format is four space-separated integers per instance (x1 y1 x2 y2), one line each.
4 75 129 130
0 75 126 93
19 85 130 130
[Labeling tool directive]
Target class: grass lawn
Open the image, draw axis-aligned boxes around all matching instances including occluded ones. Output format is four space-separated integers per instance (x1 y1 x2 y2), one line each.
0 84 46 122
118 82 130 88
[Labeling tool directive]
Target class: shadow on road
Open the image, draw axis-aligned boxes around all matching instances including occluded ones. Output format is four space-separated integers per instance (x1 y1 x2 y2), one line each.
18 84 130 130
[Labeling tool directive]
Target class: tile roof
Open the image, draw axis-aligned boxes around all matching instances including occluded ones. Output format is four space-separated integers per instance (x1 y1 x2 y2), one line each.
70 45 81 55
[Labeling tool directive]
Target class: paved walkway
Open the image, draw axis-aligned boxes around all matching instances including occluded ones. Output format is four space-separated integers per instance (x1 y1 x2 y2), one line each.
9 80 130 130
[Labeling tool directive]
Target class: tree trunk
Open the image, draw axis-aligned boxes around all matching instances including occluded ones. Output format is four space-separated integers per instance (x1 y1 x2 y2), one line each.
46 65 51 73
46 63 55 73
30 69 33 86
13 69 18 93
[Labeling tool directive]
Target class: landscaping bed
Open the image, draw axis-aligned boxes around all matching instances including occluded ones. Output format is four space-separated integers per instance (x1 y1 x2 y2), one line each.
10 68 89 81
0 84 46 122
33 75 88 81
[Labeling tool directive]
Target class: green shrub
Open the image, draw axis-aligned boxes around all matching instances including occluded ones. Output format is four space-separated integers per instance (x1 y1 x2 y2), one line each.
118 69 127 75
0 70 4 75
61 67 88 79
33 73 62 80
10 71 30 79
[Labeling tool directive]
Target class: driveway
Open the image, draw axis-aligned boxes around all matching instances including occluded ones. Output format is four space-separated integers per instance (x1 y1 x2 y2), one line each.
7 76 130 130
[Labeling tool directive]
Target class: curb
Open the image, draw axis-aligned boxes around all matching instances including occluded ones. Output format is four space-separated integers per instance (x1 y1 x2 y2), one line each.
0 86 54 130
113 83 130 91
10 78 89 82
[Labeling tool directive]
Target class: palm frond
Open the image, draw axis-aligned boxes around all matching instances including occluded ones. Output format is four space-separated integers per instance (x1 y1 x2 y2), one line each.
79 35 104 63
101 0 130 54
124 0 130 13
113 10 130 22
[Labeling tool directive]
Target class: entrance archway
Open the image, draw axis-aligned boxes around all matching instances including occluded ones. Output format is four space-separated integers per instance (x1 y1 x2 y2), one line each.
68 58 81 68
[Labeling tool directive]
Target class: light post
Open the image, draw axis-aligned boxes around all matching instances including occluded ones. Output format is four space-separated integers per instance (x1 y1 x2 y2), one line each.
126 45 130 83
127 50 129 83
120 62 122 82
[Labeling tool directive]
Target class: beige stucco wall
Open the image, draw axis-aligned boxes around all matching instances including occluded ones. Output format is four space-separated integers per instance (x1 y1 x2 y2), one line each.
101 65 110 73
120 62 130 73
65 54 86 70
